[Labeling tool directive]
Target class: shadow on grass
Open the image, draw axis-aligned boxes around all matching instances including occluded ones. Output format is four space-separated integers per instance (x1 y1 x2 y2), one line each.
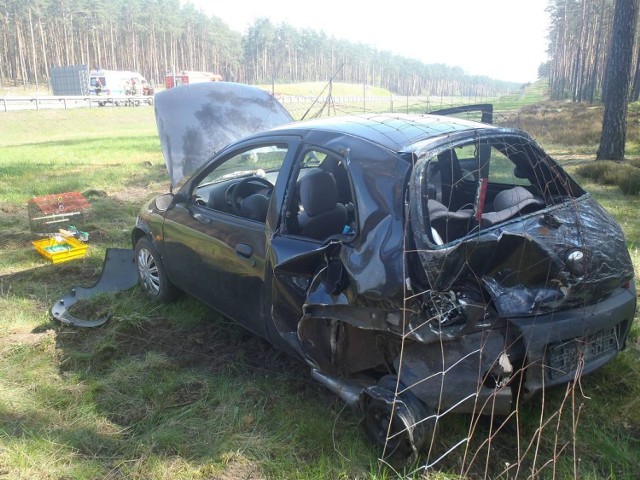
48 292 374 475
2 257 373 476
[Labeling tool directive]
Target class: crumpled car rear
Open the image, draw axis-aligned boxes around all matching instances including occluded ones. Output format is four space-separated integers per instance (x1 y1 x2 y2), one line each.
403 131 636 415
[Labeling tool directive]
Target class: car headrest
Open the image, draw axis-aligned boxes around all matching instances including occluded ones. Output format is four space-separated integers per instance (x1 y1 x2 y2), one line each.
482 186 545 226
299 169 339 217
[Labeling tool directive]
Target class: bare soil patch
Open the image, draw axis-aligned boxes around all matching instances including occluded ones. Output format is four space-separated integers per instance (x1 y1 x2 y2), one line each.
112 316 305 378
57 307 310 384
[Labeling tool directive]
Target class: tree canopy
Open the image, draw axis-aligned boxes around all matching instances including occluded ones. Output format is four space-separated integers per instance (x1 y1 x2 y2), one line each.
0 0 520 96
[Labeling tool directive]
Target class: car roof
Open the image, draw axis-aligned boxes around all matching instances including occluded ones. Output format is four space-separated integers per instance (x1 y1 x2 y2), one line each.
267 113 497 152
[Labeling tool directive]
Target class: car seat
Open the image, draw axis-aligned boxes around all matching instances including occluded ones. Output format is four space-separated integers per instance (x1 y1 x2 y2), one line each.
437 149 465 210
482 186 544 225
297 169 347 240
427 199 475 244
319 156 352 205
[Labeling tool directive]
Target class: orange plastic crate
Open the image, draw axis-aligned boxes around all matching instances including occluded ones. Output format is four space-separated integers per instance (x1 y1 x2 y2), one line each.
32 236 88 263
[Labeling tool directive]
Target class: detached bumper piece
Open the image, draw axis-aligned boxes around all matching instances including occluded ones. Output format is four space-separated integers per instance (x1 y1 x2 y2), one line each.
51 248 137 327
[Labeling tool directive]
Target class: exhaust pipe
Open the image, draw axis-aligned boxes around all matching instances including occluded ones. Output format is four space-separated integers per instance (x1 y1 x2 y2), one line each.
311 369 367 408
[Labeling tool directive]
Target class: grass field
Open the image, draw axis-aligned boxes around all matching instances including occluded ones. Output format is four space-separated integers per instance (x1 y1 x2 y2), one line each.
0 97 639 479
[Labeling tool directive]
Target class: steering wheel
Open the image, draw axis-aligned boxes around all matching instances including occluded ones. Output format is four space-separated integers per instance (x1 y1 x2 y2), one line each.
193 194 207 207
231 176 274 214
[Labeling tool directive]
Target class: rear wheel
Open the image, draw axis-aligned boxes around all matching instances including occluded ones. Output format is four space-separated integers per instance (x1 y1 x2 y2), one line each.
135 237 179 302
362 375 433 465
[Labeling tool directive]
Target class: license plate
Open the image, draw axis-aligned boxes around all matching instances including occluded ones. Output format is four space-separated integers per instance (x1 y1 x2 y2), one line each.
547 327 619 379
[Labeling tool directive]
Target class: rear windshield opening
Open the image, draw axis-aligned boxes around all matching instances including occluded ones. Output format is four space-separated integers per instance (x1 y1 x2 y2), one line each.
416 135 584 246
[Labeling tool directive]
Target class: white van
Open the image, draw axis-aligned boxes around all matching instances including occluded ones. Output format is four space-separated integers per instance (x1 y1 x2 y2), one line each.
89 69 154 105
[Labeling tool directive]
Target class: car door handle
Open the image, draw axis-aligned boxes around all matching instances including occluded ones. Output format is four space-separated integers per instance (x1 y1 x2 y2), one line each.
192 212 211 224
235 243 253 259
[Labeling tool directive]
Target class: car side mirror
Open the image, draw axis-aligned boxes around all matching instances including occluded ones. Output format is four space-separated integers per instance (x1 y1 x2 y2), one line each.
154 193 174 212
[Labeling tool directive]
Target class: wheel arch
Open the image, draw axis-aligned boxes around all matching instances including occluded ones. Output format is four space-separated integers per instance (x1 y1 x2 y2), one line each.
131 226 151 249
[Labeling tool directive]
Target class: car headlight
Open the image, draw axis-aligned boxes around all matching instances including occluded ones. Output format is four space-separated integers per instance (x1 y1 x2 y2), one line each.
566 248 587 277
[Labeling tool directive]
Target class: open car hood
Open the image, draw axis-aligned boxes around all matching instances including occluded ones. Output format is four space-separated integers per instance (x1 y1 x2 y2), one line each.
154 82 293 187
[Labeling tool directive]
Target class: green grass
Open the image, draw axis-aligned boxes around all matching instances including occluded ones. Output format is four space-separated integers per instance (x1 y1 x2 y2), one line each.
493 79 549 111
0 94 639 479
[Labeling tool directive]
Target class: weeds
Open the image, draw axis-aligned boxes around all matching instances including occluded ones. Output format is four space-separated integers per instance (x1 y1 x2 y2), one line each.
576 160 640 195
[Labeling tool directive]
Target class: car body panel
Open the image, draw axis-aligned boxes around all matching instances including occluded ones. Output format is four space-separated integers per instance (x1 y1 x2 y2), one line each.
162 204 270 336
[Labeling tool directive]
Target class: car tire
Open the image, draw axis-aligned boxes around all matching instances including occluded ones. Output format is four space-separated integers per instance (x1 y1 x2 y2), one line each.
362 375 433 465
135 237 179 302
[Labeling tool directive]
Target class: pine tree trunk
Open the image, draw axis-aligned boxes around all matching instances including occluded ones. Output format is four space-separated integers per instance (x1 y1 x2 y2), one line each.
597 0 639 160
28 9 39 89
38 18 48 83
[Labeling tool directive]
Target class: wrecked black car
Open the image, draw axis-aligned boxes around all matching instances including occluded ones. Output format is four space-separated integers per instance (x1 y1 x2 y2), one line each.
131 82 636 459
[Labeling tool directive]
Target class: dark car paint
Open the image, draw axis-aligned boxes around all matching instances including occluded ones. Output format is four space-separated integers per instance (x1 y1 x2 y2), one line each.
132 83 636 457
139 122 416 351
157 135 302 338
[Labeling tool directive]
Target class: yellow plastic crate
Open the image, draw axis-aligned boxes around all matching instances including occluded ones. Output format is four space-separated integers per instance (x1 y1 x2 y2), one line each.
32 236 88 263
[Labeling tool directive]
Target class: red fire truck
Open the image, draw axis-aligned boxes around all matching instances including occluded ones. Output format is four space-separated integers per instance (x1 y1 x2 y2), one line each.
164 71 223 89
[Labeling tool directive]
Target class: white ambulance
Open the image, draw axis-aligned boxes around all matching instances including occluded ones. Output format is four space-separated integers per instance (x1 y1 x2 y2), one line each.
89 70 154 106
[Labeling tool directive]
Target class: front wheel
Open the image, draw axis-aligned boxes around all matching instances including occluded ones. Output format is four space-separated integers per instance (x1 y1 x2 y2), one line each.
135 237 179 302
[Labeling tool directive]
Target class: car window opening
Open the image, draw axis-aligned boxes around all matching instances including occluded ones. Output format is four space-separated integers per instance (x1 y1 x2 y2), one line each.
422 136 578 246
285 150 356 241
193 143 288 223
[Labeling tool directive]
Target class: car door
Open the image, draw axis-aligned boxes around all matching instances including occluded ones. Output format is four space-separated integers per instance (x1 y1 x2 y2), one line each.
161 137 299 338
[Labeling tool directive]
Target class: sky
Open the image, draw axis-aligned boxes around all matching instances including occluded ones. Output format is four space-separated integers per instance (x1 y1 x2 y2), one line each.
184 0 551 84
